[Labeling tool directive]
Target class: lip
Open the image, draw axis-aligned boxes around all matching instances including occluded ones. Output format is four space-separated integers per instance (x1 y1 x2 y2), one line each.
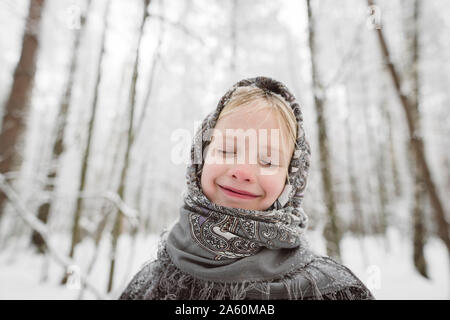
218 185 260 199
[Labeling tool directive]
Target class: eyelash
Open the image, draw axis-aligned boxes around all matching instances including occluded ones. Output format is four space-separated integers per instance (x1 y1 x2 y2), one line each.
218 150 278 167
218 149 235 157
259 159 273 167
219 150 234 154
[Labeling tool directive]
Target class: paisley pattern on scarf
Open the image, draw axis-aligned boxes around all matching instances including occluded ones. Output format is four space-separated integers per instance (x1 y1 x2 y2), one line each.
119 77 375 300
185 195 307 260
177 76 311 261
188 212 261 260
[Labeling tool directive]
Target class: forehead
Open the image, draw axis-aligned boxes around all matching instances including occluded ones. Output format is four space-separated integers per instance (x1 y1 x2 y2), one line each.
215 103 280 131
215 103 291 145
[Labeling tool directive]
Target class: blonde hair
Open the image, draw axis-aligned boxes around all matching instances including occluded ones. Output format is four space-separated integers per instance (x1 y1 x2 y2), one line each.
217 86 298 176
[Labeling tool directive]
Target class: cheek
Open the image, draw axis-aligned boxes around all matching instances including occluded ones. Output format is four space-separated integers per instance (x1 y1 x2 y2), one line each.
259 171 287 200
201 163 223 193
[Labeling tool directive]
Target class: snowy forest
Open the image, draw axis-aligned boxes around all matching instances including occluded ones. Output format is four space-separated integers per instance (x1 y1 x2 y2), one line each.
0 0 449 300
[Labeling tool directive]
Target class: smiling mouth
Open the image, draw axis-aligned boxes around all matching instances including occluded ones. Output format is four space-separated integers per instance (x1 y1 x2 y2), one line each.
218 185 260 199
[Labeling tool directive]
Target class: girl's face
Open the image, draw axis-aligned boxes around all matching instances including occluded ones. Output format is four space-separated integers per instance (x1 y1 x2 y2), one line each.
200 101 294 211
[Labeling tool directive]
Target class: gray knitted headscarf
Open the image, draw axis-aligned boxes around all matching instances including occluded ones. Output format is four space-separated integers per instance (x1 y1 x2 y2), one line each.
120 77 374 300
167 75 311 271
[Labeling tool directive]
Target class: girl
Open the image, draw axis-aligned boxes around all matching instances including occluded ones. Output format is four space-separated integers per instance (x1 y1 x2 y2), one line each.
119 77 374 300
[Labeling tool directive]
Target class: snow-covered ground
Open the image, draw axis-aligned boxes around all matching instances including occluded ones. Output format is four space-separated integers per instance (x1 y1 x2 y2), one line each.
0 227 448 300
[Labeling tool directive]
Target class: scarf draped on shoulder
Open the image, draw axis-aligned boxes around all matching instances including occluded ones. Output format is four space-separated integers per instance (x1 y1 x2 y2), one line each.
120 77 374 300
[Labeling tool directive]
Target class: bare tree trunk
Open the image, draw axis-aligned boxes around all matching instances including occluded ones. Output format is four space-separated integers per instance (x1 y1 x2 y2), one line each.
376 137 389 234
107 0 151 293
66 0 112 266
134 0 166 145
374 82 391 237
402 0 429 278
77 207 109 299
380 91 402 198
444 156 450 193
31 0 92 254
306 0 341 260
365 101 389 235
343 87 369 266
0 0 45 220
410 142 429 277
368 0 450 257
344 91 365 237
360 88 388 235
134 158 148 226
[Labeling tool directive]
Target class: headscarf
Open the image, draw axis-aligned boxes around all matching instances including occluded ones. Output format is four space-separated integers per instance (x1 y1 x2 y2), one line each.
166 76 312 280
120 77 374 300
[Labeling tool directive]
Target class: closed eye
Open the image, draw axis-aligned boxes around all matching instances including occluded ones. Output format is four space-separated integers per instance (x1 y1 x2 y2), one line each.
259 159 278 167
218 149 235 155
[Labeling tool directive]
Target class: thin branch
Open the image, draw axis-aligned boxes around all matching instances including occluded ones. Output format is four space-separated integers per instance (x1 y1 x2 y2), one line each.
34 189 140 228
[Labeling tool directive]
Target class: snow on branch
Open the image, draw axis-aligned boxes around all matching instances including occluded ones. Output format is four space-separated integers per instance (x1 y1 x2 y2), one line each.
0 173 108 300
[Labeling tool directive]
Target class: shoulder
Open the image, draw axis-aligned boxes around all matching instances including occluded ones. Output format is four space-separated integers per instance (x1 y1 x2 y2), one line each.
298 255 375 300
243 253 374 300
118 259 159 300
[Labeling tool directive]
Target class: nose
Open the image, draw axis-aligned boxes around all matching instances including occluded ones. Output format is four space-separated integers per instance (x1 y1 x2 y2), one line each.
229 166 256 183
